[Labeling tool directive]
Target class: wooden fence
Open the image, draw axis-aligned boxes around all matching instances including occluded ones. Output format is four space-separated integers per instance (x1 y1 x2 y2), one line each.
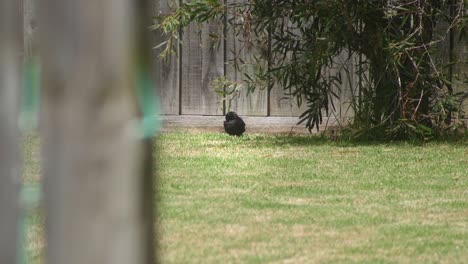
22 1 467 118
153 0 467 118
153 0 347 118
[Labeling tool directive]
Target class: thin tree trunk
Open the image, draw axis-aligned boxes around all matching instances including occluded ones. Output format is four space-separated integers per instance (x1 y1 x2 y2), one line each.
38 0 155 263
362 12 400 124
0 0 22 263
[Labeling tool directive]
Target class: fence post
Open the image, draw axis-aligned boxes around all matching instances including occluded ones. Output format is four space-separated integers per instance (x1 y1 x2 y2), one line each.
0 0 22 263
38 0 155 263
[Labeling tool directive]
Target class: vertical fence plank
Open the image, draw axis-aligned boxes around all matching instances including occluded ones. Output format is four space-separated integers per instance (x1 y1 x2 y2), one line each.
154 0 180 115
181 0 224 115
0 0 21 263
339 52 353 121
452 14 468 112
39 0 154 263
337 51 356 123
434 6 467 114
226 0 268 116
452 14 468 91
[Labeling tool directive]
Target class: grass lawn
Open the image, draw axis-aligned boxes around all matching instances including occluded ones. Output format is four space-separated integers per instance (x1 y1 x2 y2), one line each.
157 133 467 263
24 133 468 263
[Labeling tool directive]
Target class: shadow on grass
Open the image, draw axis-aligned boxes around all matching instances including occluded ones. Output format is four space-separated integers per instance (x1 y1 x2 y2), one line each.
159 131 467 151
239 133 468 148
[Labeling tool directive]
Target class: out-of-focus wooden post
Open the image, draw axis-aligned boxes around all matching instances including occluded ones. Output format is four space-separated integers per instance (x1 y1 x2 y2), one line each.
23 0 37 60
38 0 155 263
0 0 22 263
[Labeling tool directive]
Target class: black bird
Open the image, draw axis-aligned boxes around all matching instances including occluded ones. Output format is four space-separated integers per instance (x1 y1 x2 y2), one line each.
224 111 245 136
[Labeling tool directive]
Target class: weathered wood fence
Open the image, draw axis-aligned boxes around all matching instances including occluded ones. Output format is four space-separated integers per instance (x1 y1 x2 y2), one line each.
22 0 468 119
153 0 467 118
153 0 343 118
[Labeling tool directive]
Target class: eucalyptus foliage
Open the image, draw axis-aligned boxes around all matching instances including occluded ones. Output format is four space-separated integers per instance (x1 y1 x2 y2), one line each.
154 0 466 139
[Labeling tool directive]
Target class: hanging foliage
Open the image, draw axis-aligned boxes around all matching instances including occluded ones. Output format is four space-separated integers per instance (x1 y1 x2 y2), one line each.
153 0 467 139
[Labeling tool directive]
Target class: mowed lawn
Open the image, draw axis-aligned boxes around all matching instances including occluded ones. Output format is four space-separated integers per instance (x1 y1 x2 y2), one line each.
22 133 468 263
157 133 468 263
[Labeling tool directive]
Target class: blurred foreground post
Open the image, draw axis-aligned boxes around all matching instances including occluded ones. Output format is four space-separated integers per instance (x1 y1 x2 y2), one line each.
39 0 155 263
0 0 22 263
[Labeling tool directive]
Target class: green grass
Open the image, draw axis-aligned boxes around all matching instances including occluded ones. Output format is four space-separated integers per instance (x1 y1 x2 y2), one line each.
157 133 468 263
24 133 468 263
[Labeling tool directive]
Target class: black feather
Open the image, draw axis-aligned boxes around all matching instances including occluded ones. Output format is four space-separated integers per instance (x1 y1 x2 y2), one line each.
223 111 245 136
